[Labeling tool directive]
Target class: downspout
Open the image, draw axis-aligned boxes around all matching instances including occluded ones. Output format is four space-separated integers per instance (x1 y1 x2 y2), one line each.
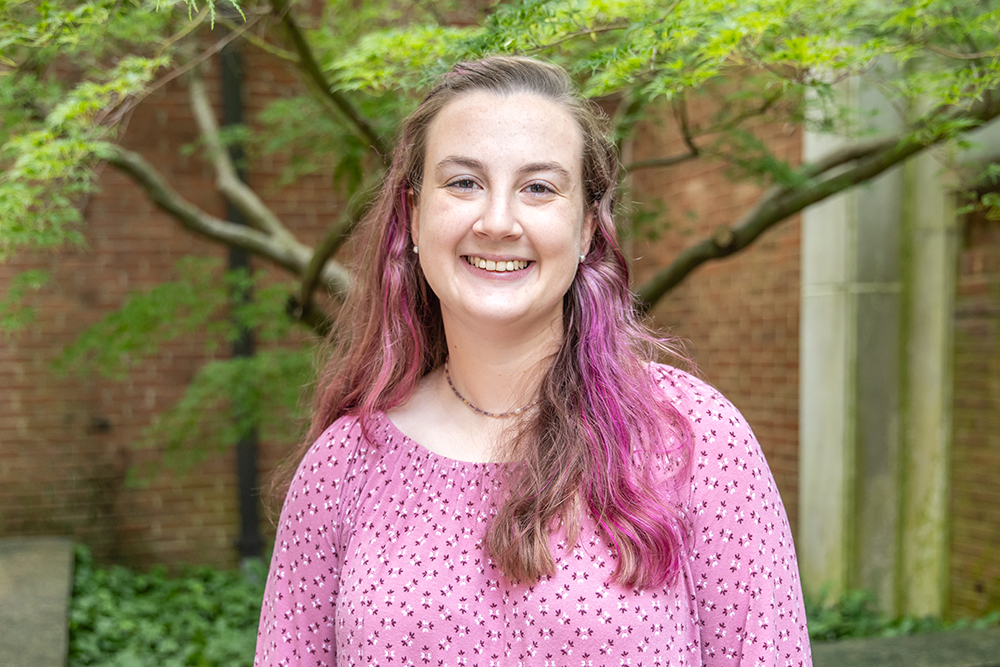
221 38 264 563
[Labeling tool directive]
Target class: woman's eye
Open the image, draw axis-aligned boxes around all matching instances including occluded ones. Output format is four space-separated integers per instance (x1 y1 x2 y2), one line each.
448 179 477 190
526 183 553 194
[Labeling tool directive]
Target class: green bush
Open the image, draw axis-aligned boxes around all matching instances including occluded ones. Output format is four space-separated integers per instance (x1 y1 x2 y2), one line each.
68 545 266 667
806 588 1000 643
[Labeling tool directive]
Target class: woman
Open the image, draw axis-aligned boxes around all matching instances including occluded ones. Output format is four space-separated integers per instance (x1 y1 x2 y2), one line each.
255 56 812 666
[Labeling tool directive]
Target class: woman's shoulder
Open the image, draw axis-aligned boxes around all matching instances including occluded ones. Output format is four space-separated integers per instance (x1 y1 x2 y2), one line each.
647 363 746 424
289 413 408 489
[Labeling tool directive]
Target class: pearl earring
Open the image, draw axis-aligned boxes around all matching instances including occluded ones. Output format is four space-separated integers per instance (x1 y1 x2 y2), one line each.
413 245 419 254
579 253 586 262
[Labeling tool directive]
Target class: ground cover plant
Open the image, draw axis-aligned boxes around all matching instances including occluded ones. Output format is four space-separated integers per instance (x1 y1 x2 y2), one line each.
804 589 1000 642
68 545 266 667
68 544 1000 665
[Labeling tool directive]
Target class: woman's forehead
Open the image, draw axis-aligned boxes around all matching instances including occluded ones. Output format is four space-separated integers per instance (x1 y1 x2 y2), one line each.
423 91 584 173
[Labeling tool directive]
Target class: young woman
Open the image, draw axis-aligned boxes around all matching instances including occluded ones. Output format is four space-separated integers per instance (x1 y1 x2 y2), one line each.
255 56 812 667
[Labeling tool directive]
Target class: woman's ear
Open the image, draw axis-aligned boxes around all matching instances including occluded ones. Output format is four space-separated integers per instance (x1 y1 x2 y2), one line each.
581 208 597 256
408 188 420 248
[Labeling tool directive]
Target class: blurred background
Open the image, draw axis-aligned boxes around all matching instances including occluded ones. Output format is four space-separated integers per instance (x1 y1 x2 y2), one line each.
2 0 999 662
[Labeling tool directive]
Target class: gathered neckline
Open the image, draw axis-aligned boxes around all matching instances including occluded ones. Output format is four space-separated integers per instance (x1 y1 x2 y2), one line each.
377 411 506 469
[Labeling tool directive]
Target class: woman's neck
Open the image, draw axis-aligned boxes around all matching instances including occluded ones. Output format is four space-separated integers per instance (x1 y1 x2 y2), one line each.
442 321 560 418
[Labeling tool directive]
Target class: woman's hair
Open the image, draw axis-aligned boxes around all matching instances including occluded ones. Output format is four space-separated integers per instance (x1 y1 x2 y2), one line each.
283 56 692 589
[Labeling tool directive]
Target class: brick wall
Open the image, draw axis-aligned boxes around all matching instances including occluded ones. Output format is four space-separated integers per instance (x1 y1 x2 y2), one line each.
0 46 341 569
3 60 802 566
629 101 803 532
950 202 1000 617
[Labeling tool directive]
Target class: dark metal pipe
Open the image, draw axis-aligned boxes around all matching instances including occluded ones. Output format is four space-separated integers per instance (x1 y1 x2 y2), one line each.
221 38 264 562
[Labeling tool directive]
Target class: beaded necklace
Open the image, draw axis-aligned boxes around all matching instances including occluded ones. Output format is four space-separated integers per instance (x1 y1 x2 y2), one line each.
444 360 539 419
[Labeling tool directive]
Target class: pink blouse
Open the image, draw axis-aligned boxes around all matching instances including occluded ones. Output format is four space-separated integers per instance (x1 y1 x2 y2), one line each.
255 366 812 666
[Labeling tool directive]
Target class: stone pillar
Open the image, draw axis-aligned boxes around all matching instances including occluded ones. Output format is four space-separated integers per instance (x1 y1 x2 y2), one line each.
898 151 956 615
799 81 956 615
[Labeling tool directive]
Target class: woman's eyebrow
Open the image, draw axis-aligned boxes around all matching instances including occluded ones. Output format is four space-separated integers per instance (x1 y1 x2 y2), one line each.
434 157 571 180
517 162 571 180
435 156 486 173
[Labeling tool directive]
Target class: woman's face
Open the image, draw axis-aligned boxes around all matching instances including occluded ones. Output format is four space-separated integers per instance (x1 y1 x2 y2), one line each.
411 91 595 341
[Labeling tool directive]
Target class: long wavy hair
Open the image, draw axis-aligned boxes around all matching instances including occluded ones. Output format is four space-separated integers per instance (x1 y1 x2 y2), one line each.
280 56 693 589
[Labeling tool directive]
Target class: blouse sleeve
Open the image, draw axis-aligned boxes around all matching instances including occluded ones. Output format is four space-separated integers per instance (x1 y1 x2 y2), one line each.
661 368 813 666
254 419 359 667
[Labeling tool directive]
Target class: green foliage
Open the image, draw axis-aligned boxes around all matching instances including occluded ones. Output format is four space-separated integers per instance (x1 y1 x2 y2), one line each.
134 348 313 482
256 94 389 193
0 268 49 336
55 257 298 378
805 588 1000 642
69 544 266 667
67 545 1000 666
52 257 313 482
0 54 165 259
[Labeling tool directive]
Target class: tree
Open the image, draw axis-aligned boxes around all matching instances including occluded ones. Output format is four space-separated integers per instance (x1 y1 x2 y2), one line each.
2 0 999 465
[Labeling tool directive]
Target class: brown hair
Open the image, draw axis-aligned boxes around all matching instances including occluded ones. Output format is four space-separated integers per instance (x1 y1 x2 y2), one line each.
282 56 692 588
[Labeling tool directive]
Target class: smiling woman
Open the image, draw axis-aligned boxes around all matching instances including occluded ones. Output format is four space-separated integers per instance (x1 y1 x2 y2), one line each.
255 56 813 667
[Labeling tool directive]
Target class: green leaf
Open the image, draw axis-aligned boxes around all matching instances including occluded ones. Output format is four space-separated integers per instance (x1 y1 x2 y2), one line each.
0 269 50 337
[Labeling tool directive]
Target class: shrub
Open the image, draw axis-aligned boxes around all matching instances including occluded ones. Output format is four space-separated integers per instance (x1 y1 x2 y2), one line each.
68 545 266 667
806 588 1000 643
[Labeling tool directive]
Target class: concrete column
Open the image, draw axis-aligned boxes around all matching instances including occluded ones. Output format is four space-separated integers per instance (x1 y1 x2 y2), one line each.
799 80 956 615
799 119 859 598
898 151 956 615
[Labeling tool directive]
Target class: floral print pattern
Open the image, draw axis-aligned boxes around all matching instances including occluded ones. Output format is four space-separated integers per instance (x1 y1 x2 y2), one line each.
255 366 812 666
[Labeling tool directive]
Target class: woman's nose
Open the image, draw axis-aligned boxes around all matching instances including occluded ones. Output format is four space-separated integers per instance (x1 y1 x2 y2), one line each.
473 192 522 240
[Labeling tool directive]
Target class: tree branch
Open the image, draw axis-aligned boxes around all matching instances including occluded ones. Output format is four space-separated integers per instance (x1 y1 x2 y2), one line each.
293 176 377 318
925 43 1000 60
188 73 298 245
624 91 784 172
636 90 1000 309
217 15 297 61
673 97 699 157
625 150 700 171
525 22 630 54
104 145 352 298
268 0 389 157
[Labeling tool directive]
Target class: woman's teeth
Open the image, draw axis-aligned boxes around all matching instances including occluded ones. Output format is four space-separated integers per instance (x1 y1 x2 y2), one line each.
465 256 529 272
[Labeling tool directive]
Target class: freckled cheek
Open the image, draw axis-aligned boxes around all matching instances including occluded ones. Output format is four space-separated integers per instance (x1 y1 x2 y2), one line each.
422 201 480 237
418 211 467 250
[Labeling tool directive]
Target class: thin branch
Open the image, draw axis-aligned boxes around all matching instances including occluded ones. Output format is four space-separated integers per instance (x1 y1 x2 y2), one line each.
268 0 389 156
925 43 1000 61
525 22 630 54
625 150 700 171
104 145 352 297
217 15 297 61
526 0 683 55
144 17 258 99
625 91 784 172
189 72 298 246
673 97 699 157
295 178 377 314
156 5 210 57
704 89 784 136
636 90 1000 309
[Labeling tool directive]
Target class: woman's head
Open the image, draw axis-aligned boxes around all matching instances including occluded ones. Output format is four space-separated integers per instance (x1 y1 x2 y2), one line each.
318 56 629 420
375 56 624 348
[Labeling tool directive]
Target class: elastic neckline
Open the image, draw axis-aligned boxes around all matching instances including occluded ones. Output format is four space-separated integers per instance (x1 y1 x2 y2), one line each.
378 412 506 468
